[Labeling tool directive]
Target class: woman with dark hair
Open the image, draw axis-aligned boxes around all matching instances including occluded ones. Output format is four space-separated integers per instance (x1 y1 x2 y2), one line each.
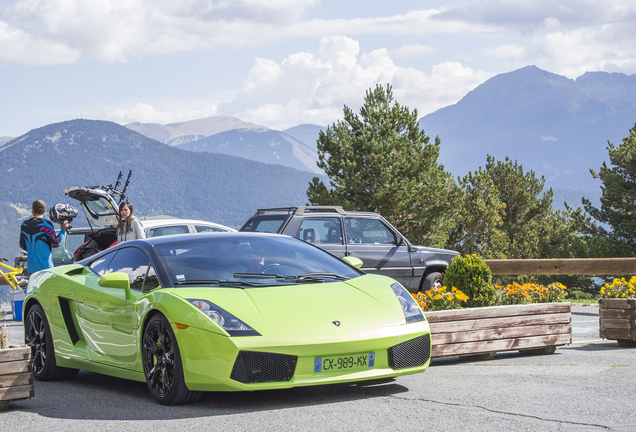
117 202 146 243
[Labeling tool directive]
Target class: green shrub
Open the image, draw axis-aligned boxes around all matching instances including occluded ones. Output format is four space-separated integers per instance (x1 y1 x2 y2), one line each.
443 254 495 307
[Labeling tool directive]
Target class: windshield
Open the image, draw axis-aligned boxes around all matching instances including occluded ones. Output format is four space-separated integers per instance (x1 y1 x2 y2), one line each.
153 234 362 287
240 217 286 233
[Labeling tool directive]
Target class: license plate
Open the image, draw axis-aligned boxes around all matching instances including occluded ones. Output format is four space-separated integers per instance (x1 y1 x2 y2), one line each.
314 352 375 373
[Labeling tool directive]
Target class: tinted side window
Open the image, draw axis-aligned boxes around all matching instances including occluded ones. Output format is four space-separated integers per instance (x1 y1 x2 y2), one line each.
88 251 117 276
147 225 190 238
345 218 396 245
296 217 343 245
195 225 226 233
144 265 161 291
241 218 285 233
104 247 152 290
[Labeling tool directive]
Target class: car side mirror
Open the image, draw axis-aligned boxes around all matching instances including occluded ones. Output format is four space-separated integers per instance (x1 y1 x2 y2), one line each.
343 256 363 268
98 272 131 298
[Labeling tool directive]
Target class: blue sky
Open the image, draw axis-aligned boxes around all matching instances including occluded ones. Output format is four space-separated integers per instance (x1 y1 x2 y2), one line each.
1 0 635 137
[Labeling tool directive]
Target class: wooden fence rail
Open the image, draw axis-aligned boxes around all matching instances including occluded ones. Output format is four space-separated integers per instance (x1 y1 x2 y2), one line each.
483 258 636 275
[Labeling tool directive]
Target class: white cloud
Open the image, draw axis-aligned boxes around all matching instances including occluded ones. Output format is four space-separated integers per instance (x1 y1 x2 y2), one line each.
0 1 502 66
391 44 435 59
0 20 80 65
223 36 493 129
107 102 218 124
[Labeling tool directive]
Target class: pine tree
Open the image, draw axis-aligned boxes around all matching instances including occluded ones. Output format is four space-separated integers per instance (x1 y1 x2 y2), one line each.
307 84 460 247
583 124 636 255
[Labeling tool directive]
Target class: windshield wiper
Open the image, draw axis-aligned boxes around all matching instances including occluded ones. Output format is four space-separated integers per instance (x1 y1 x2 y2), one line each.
296 272 350 281
233 272 350 283
174 279 265 287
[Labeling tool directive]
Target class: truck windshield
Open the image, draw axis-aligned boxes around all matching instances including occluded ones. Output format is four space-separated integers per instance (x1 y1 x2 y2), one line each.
240 217 286 233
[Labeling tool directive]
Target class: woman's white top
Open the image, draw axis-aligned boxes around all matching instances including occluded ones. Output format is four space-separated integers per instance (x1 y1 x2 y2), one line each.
117 218 146 243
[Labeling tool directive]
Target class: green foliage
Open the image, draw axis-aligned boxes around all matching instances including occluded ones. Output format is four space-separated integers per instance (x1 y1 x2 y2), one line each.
443 254 495 307
448 165 508 258
307 84 460 248
448 155 593 278
583 124 636 257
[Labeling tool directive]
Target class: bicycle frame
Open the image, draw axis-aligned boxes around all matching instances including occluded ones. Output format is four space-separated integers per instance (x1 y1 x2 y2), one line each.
0 260 25 290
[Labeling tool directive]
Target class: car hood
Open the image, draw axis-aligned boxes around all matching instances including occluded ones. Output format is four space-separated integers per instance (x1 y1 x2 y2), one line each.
172 274 406 337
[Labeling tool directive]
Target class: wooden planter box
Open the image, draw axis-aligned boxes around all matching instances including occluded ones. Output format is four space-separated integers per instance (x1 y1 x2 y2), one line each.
599 298 636 346
424 303 572 359
0 346 34 410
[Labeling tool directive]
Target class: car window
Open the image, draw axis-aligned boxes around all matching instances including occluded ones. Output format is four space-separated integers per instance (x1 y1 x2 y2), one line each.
345 218 396 245
85 197 117 217
103 247 158 291
154 235 361 286
147 225 190 238
296 217 343 245
241 218 286 233
88 250 118 276
195 225 226 233
144 265 161 291
66 233 88 255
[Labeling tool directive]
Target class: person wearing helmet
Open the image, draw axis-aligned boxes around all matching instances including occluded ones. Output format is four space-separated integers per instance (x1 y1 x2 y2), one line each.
19 199 69 275
117 201 145 243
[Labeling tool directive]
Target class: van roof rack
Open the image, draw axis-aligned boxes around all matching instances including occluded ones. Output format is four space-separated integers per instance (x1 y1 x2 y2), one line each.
254 206 346 216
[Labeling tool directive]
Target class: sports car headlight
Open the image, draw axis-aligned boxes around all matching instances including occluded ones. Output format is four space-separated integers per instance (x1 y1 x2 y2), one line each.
391 283 425 323
187 299 260 336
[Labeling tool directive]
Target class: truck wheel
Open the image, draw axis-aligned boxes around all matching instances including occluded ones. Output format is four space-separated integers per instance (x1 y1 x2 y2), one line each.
421 272 443 291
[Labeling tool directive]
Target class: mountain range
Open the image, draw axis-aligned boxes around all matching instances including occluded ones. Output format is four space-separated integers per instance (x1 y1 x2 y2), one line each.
1 65 632 258
125 117 323 174
0 119 321 259
419 65 636 190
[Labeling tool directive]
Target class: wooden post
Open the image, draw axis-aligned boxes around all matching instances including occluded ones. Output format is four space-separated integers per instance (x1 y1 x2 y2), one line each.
484 258 636 275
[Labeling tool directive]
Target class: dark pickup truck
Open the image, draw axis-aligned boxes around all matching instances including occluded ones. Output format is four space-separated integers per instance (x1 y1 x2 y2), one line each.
240 206 459 293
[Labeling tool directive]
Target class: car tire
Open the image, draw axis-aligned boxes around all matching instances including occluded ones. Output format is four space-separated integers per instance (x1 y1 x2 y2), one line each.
142 314 201 405
421 271 444 292
24 303 79 381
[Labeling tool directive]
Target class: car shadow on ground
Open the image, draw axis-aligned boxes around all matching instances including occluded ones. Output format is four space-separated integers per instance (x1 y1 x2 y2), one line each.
8 371 409 420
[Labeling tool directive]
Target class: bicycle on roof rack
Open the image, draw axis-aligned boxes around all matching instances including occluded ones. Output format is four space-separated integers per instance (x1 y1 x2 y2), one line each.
0 256 28 290
84 170 132 204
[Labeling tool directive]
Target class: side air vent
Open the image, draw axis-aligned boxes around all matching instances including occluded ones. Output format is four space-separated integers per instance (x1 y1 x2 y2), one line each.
388 334 431 370
230 351 297 384
58 297 80 345
65 268 84 277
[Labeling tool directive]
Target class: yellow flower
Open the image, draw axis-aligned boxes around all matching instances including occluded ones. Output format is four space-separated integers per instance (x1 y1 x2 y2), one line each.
434 294 442 300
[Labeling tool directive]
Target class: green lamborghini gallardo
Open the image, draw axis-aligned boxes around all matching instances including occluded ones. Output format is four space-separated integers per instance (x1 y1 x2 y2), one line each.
23 232 431 405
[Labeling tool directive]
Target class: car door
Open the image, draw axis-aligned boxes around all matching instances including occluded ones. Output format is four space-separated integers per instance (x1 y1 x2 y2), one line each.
295 216 347 258
73 247 155 370
344 217 413 288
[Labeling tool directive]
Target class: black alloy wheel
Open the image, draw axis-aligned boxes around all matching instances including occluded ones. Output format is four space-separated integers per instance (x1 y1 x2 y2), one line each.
142 314 200 405
24 304 78 381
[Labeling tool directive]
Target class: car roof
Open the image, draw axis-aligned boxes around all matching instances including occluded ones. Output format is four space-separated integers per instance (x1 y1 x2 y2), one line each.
252 206 380 218
67 218 237 233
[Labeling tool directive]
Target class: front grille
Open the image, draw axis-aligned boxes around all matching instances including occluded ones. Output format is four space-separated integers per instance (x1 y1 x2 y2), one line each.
230 351 298 384
388 334 431 370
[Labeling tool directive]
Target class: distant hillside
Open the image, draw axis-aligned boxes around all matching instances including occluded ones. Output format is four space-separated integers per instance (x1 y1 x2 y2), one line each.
420 66 636 190
0 136 13 147
0 119 322 259
174 129 322 174
126 116 321 174
125 116 267 146
552 188 601 212
282 124 326 152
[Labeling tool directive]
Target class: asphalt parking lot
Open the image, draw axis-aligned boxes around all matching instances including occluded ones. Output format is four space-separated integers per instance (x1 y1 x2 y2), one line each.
2 304 635 431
